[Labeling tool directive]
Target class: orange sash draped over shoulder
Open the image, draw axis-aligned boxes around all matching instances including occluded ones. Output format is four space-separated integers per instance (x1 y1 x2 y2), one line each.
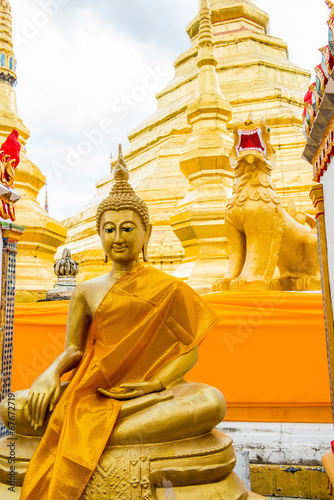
20 263 219 500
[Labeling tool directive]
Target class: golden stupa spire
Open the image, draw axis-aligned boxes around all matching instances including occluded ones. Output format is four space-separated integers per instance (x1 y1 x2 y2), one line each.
196 0 225 99
198 0 215 54
0 0 16 86
170 0 233 292
44 182 49 213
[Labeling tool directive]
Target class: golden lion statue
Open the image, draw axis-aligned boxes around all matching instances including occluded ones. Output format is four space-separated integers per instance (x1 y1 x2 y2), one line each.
213 114 321 292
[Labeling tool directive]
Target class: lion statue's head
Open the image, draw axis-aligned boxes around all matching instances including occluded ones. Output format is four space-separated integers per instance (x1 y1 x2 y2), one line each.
229 114 277 176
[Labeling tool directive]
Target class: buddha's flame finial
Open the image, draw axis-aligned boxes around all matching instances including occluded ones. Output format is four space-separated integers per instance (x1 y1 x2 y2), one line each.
113 143 130 183
0 0 11 14
96 143 150 233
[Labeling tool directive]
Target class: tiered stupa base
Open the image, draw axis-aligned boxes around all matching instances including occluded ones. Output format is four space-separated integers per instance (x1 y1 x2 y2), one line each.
0 430 264 499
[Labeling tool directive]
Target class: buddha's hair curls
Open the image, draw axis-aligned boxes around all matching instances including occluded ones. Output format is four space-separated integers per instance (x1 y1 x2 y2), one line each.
96 145 150 233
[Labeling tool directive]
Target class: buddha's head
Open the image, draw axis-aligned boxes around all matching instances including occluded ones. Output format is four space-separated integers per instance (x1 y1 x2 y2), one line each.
96 145 152 264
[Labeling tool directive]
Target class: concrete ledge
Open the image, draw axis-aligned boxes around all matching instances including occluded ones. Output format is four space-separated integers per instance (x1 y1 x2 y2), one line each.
218 422 332 465
251 464 329 499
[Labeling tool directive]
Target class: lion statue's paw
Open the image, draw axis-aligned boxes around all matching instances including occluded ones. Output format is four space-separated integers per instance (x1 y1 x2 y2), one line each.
231 276 269 291
269 279 282 291
212 279 231 292
296 275 321 292
230 277 247 291
269 277 291 291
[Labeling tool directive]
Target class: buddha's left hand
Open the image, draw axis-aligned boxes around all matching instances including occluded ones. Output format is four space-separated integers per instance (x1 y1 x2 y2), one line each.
98 379 163 399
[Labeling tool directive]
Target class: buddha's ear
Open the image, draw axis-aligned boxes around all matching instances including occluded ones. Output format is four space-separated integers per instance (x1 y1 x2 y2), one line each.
142 224 152 263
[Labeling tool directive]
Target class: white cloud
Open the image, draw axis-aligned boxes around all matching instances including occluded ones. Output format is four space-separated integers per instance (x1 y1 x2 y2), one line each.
11 0 179 220
7 0 332 221
255 0 329 81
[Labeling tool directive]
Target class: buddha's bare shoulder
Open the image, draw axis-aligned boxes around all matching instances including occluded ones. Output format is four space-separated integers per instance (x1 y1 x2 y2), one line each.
70 273 114 308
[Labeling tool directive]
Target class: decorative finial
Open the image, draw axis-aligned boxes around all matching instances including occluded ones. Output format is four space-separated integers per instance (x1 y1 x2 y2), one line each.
200 0 210 12
0 0 17 86
54 248 79 277
326 0 334 18
198 0 216 62
194 0 226 100
46 248 79 301
44 182 49 213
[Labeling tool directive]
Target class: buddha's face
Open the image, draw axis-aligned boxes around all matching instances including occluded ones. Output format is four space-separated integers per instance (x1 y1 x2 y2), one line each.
100 210 149 264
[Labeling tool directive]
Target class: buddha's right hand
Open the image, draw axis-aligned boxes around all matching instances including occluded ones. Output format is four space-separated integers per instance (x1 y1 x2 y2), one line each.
99 379 163 400
28 371 61 430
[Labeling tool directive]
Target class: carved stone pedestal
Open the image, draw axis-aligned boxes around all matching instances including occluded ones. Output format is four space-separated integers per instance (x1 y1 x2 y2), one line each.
46 248 79 301
0 430 264 499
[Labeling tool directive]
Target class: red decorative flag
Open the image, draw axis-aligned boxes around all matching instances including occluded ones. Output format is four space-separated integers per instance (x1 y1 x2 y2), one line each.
304 88 313 105
1 129 21 168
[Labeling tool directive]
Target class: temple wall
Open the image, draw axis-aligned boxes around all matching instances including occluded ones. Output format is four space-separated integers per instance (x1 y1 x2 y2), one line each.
322 161 334 309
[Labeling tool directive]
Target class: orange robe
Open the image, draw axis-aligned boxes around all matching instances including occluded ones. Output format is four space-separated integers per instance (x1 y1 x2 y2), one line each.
20 263 219 499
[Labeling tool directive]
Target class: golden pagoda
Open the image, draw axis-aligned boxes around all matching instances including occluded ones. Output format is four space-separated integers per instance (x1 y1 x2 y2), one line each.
62 0 313 284
170 0 233 293
0 0 66 302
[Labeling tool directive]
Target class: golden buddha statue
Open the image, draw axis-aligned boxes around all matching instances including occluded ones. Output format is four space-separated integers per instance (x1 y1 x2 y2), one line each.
0 147 263 500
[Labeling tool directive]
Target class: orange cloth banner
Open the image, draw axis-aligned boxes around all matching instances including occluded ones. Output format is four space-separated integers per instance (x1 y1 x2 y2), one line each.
12 291 331 423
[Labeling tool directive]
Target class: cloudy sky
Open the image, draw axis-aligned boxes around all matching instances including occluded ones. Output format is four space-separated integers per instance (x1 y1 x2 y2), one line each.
9 0 330 221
